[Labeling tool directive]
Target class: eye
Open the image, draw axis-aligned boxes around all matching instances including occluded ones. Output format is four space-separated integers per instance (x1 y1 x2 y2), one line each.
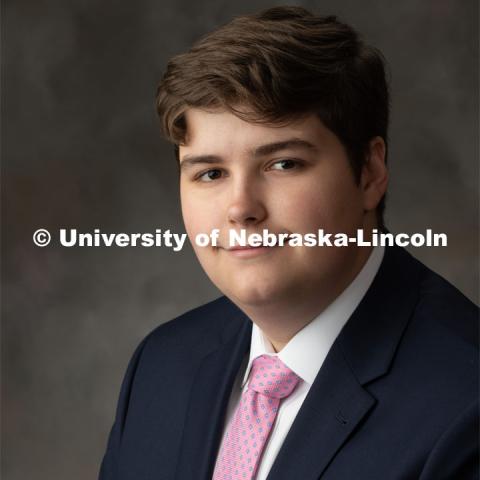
269 159 301 171
196 169 223 182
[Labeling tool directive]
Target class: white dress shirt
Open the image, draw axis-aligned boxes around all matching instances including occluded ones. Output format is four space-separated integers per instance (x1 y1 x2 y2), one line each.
215 245 385 480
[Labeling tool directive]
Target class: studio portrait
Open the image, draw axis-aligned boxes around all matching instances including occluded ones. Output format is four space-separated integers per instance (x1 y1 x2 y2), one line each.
2 2 478 480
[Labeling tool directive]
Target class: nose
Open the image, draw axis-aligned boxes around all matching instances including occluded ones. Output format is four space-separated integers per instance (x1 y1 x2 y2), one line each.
227 176 267 226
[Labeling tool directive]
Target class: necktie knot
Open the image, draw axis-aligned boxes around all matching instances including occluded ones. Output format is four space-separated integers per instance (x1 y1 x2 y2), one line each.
248 354 301 399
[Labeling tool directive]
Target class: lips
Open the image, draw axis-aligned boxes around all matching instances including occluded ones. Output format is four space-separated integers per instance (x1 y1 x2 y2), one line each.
227 245 276 251
219 231 292 251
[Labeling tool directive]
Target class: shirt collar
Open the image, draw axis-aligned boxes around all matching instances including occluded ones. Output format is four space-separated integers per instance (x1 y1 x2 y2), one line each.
241 245 385 387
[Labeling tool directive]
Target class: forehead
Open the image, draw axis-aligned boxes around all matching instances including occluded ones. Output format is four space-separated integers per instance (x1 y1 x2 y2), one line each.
180 108 338 158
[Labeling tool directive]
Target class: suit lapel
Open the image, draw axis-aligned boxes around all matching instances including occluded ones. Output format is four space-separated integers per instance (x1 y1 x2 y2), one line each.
267 246 424 480
175 305 252 480
266 344 376 480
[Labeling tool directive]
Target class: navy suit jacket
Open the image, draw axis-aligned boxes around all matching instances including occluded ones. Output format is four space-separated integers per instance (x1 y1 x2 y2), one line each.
100 246 479 479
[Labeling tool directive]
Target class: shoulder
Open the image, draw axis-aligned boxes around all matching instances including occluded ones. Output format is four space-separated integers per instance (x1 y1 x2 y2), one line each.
358 246 479 412
132 295 247 364
390 248 478 406
410 252 478 350
111 295 249 413
383 246 478 350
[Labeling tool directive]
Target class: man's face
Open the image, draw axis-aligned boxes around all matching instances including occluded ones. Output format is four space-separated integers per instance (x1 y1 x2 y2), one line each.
179 109 375 310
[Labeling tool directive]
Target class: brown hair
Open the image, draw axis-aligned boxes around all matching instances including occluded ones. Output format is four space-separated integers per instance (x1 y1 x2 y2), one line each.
156 6 390 230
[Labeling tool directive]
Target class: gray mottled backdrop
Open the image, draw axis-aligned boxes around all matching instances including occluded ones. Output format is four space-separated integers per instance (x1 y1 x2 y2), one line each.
2 0 478 478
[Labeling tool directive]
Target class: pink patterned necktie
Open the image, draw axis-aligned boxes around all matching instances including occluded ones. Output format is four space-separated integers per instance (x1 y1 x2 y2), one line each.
212 354 301 480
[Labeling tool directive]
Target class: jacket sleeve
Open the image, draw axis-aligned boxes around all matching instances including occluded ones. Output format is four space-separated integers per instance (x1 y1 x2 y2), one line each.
419 398 479 480
98 337 149 480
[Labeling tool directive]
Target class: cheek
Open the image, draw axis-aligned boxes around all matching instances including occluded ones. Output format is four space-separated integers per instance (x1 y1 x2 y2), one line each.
272 173 362 233
181 193 221 250
270 176 340 221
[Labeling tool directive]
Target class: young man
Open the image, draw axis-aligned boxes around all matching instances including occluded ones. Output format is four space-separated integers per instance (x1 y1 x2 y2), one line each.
100 7 478 480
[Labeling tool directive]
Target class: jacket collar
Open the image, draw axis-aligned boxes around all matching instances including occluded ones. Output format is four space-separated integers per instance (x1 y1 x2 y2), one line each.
337 245 423 385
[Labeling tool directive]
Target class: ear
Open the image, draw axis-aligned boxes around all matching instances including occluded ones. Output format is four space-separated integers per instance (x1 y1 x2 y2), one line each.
361 136 389 211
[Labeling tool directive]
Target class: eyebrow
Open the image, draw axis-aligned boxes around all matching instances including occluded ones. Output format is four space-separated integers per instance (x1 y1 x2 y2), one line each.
253 138 317 157
179 138 318 171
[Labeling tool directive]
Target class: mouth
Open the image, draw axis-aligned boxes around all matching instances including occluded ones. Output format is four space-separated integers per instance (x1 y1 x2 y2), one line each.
224 245 278 258
227 244 279 251
213 230 293 255
225 232 293 249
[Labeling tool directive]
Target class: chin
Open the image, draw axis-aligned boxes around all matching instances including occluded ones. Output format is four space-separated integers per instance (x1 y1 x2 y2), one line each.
224 277 292 308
